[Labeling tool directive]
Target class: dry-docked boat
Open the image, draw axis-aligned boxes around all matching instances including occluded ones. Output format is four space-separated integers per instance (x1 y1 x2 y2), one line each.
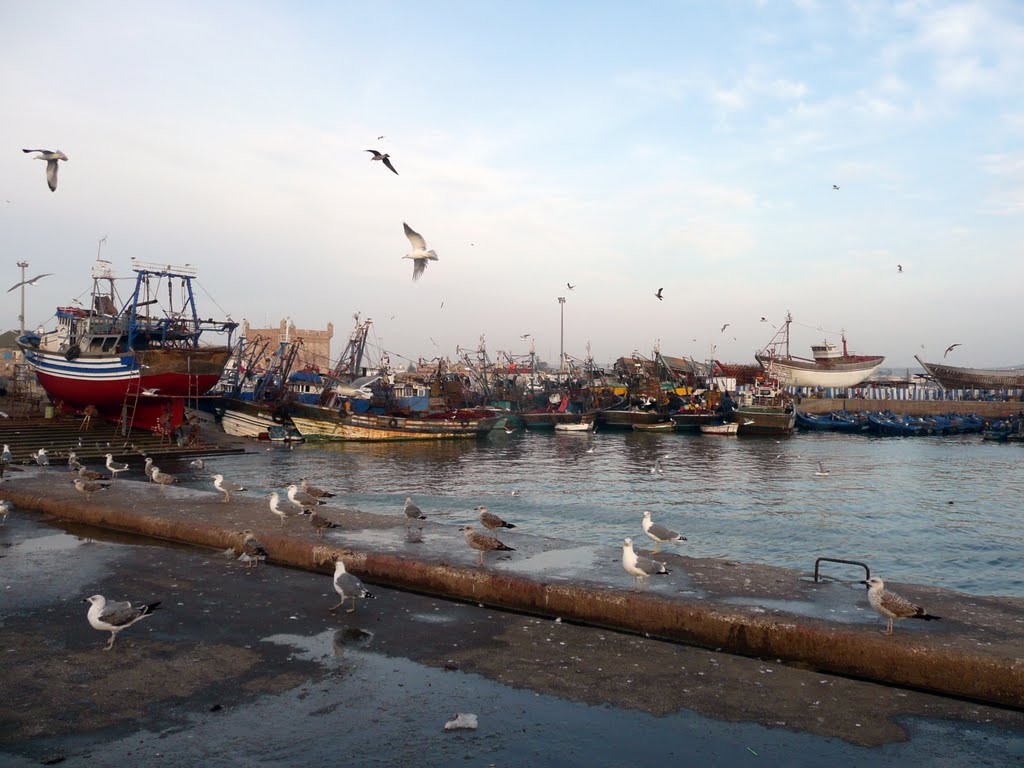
914 355 1024 390
755 313 884 388
17 258 235 433
289 405 500 441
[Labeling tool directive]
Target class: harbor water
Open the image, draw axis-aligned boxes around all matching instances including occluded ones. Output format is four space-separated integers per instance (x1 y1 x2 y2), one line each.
165 429 1024 598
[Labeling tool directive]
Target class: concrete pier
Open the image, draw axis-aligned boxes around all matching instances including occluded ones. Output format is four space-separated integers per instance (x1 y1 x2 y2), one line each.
2 475 1022 710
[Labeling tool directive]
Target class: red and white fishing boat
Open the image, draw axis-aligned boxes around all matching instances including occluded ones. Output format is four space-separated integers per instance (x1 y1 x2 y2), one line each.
17 258 237 433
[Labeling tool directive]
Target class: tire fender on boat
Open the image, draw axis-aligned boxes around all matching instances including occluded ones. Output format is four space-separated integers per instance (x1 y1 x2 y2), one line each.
388 417 399 428
64 344 81 361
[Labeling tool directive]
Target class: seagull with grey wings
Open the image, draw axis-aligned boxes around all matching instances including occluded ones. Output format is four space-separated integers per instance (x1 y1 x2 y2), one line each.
83 594 161 650
641 510 686 554
365 149 398 175
622 537 670 591
402 222 439 282
7 272 52 293
22 149 68 191
861 577 941 635
944 343 961 358
330 559 375 613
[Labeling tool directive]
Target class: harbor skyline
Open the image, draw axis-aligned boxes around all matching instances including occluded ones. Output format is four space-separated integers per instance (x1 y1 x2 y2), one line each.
3 2 1024 369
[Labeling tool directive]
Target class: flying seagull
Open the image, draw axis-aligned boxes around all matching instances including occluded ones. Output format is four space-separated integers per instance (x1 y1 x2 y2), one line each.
402 222 439 282
654 287 663 301
567 282 575 290
641 510 686 554
720 323 730 333
897 264 903 273
7 272 53 293
815 461 830 477
23 149 68 191
520 333 532 339
944 343 961 358
330 559 375 613
832 184 840 190
365 149 398 175
83 594 161 650
861 577 941 635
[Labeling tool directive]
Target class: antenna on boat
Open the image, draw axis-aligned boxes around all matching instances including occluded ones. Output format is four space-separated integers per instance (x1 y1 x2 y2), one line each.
96 235 107 261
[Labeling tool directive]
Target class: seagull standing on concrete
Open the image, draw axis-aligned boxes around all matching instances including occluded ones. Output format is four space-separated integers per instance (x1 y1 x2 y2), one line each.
477 505 516 538
365 149 398 175
33 448 49 467
74 477 110 501
403 496 427 528
105 454 129 480
269 491 303 525
402 222 439 282
861 577 941 635
300 478 336 498
330 559 375 612
78 465 105 482
7 272 53 293
151 468 176 486
309 509 340 538
1 499 12 524
2 444 12 464
641 511 686 554
83 594 161 650
287 484 324 513
68 451 82 471
461 525 514 566
622 537 671 592
213 473 247 503
144 457 157 482
22 149 68 192
238 530 268 568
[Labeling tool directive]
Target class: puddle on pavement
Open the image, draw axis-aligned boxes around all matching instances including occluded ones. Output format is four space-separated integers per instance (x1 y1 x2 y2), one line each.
262 627 376 664
497 545 601 578
719 595 867 623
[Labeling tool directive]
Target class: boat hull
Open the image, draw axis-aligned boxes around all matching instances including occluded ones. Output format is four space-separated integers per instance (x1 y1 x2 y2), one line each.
735 406 796 435
700 422 738 435
915 356 1024 390
756 353 884 388
291 407 500 441
669 412 720 430
23 346 230 432
520 412 589 429
597 409 665 428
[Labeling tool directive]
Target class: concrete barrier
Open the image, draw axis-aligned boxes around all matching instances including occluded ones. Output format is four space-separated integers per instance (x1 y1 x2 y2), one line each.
2 478 1022 709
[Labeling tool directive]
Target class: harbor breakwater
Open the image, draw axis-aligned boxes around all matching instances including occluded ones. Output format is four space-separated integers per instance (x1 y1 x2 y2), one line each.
2 476 1022 710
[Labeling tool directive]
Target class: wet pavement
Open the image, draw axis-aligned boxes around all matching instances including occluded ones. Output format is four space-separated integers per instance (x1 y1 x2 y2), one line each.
2 510 1023 767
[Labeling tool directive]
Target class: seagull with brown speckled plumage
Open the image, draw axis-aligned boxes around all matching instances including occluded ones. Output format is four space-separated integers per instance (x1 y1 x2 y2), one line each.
461 524 514 566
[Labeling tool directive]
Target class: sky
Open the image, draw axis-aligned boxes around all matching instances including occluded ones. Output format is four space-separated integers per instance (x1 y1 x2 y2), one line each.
2 0 1023 371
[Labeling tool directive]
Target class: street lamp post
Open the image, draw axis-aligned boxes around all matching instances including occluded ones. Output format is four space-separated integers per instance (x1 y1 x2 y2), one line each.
558 296 566 377
16 260 29 335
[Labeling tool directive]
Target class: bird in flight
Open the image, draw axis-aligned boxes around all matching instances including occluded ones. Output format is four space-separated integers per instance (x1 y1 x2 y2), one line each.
7 273 53 293
832 184 840 190
377 135 386 140
897 264 903 273
365 149 398 175
519 333 532 339
567 282 575 290
654 287 663 301
720 323 730 333
402 222 439 281
944 343 961 358
23 149 68 191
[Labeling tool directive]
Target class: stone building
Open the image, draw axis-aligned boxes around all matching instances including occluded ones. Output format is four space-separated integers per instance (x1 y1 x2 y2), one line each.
241 318 333 374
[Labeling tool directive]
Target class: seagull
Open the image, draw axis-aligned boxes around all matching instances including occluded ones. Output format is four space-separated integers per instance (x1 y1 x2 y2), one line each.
189 458 206 470
309 509 340 538
654 287 663 301
519 333 532 339
68 451 82 470
567 282 575 290
105 454 129 480
477 505 516 537
622 537 670 592
83 595 161 650
270 491 303 525
74 477 110 500
897 264 903 273
815 461 830 477
404 496 427 527
402 223 439 282
377 135 385 140
33 448 49 467
2 444 12 464
832 184 840 190
649 457 664 475
641 511 687 554
365 149 398 175
330 559 375 613
1 499 12 524
151 468 177 486
944 343 961 358
144 457 157 482
461 525 514 566
861 577 941 635
238 530 267 568
287 484 324 513
78 465 105 482
22 149 68 192
213 473 247 503
7 272 53 293
300 478 336 498
720 323 730 333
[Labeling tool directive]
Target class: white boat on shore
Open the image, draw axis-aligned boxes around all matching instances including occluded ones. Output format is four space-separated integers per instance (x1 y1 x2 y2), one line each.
756 313 884 388
554 420 594 432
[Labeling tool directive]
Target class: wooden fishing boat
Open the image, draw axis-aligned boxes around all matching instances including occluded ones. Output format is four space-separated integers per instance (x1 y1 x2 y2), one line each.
631 421 675 432
699 422 738 435
915 355 1024 390
734 376 795 436
554 420 595 432
290 405 500 441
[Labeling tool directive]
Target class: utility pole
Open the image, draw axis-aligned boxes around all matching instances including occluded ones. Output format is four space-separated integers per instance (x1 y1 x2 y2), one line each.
16 260 29 335
558 296 566 378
